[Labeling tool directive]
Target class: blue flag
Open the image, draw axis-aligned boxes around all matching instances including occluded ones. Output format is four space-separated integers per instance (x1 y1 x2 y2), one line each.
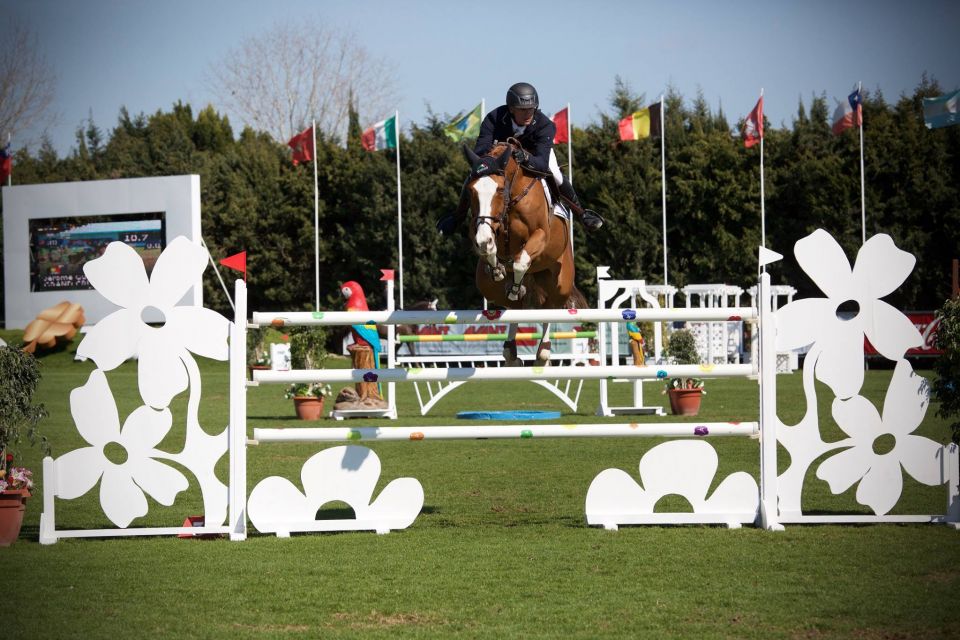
923 89 960 129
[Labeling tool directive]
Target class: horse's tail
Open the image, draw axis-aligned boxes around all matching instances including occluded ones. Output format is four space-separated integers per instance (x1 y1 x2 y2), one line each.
565 285 589 310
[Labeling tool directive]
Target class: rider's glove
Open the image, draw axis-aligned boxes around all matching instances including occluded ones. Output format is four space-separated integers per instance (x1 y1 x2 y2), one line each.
512 147 530 165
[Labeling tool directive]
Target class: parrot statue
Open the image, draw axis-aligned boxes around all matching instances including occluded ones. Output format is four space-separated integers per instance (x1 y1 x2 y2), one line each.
626 321 645 366
340 280 381 368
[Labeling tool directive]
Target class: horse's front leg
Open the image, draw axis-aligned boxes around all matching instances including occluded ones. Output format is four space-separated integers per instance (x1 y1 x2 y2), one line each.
502 322 520 366
507 228 547 301
535 322 551 366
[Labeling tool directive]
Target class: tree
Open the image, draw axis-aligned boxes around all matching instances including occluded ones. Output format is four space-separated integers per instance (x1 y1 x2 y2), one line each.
207 18 399 143
0 18 56 144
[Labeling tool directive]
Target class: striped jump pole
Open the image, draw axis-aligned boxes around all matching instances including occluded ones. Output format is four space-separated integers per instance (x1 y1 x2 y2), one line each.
253 363 755 385
253 307 757 327
398 330 596 343
252 422 759 443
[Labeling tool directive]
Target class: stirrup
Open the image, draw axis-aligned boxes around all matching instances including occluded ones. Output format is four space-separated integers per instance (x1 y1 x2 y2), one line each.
581 209 604 231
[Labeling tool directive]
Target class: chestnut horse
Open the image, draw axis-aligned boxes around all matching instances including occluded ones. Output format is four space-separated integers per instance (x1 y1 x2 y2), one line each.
463 139 586 365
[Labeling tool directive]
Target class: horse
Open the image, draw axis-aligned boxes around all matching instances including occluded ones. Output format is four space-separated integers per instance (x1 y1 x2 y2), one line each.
462 139 587 366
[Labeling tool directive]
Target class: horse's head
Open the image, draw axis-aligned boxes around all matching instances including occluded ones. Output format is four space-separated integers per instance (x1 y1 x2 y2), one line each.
462 143 513 258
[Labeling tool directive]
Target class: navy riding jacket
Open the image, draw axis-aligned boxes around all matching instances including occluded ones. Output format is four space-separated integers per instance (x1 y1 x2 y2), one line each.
474 106 556 174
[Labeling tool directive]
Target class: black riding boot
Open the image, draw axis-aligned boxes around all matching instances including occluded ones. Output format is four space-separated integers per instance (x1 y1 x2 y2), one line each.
436 177 472 235
558 179 604 231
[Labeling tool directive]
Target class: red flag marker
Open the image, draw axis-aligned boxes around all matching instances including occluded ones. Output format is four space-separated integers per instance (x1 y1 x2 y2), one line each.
220 251 247 281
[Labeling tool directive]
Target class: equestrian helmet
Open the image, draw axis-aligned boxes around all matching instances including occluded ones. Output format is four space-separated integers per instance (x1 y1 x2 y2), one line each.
506 82 539 109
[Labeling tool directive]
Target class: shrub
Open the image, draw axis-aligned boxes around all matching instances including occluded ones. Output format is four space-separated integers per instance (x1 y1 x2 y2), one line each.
933 298 960 444
288 326 329 370
666 329 699 365
0 346 50 466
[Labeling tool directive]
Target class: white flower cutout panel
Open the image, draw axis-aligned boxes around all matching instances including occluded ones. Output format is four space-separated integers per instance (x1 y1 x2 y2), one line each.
77 236 230 409
585 440 759 528
775 230 921 399
53 370 189 528
248 446 424 535
816 360 947 515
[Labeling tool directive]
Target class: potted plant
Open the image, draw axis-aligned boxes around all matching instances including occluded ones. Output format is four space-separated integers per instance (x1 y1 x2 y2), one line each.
247 327 272 378
664 329 705 416
0 345 50 546
285 383 334 420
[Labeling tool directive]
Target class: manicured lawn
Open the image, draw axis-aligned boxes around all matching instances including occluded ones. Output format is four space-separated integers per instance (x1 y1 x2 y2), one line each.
3 331 958 639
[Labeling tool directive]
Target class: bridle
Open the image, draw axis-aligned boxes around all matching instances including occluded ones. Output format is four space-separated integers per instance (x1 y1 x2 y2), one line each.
473 140 539 245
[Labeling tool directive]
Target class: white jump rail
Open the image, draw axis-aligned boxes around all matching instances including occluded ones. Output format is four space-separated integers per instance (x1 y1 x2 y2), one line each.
252 422 760 443
252 307 758 326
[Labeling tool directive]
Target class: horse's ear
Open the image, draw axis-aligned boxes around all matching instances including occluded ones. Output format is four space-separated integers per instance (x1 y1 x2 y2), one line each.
462 145 481 167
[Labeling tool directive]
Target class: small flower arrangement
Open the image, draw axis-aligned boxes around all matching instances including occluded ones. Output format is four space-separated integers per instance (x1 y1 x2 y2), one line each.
665 377 706 393
284 383 333 400
1 454 33 493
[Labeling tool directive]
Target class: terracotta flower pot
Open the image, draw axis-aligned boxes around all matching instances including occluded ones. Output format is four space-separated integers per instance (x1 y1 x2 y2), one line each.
293 396 326 420
0 489 30 547
668 388 703 416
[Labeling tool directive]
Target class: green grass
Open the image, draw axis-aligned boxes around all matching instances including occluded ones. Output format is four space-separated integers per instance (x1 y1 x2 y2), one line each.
3 331 959 639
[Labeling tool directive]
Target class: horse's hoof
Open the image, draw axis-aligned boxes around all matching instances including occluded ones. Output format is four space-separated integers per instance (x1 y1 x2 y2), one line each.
484 263 506 282
535 343 551 366
503 340 520 366
506 283 525 301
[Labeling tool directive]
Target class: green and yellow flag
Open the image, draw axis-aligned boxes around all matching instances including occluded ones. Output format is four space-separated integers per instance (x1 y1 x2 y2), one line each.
444 103 483 142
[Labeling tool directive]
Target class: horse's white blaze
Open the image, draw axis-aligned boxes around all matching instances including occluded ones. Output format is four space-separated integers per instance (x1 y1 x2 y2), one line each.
473 176 498 255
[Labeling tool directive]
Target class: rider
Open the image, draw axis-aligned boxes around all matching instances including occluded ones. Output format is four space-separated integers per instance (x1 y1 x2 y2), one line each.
436 82 605 235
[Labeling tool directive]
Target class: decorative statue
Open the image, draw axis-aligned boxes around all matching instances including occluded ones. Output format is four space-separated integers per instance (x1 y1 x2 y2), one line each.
335 280 386 409
626 321 645 366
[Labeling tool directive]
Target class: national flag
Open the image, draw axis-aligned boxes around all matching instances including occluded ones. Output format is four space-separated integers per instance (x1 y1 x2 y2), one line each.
361 115 397 151
553 107 569 144
618 102 662 141
220 251 247 276
0 144 12 183
923 89 960 129
832 87 863 135
444 103 483 142
287 126 314 165
743 96 763 148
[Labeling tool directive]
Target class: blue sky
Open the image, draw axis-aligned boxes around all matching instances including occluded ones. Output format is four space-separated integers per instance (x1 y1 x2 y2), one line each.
6 0 959 155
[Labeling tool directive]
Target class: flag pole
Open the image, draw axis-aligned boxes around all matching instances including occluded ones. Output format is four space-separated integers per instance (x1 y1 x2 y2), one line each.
395 110 404 309
759 89 766 252
5 132 10 186
312 119 320 310
857 81 866 244
481 97 488 311
660 95 668 285
567 102 574 252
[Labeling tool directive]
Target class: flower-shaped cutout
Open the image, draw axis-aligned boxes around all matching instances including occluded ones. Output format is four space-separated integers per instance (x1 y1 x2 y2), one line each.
816 360 945 515
77 236 230 409
248 446 424 534
586 440 759 525
54 370 189 527
776 229 921 399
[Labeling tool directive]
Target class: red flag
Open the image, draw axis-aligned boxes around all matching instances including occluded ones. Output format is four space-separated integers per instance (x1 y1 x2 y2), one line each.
553 107 569 144
220 251 247 277
287 126 314 165
743 96 763 148
0 145 12 183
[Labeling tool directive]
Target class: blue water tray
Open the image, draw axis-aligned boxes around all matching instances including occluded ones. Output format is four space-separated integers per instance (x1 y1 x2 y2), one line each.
456 410 562 421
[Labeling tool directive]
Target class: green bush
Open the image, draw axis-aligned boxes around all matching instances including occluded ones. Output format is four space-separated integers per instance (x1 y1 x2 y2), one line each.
0 346 50 465
666 329 699 365
933 297 960 444
288 326 329 370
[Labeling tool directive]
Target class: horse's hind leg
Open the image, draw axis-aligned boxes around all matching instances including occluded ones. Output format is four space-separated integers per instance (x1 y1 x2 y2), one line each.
535 322 551 366
502 323 521 366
